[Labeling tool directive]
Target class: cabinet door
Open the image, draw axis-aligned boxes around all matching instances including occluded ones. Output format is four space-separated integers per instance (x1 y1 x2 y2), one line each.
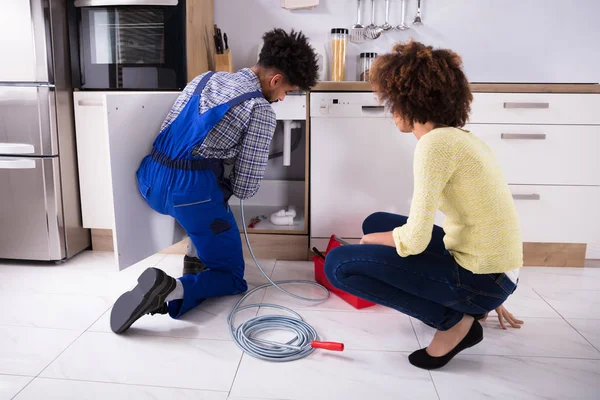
73 92 113 229
105 92 185 270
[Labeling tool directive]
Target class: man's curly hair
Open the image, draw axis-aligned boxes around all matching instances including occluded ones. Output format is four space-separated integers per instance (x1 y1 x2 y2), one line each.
258 28 319 91
370 40 473 128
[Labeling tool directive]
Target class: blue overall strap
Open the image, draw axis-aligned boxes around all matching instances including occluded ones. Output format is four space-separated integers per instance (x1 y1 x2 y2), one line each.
226 91 264 109
192 71 215 97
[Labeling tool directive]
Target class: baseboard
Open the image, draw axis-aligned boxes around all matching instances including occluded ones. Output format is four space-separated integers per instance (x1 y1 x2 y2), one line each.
91 229 114 252
523 243 587 267
90 229 589 266
91 229 309 261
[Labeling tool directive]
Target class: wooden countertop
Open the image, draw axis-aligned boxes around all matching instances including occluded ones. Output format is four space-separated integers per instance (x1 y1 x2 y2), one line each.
312 81 600 93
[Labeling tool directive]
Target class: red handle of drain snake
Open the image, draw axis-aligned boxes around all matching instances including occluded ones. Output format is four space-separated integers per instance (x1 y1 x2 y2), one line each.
311 341 345 352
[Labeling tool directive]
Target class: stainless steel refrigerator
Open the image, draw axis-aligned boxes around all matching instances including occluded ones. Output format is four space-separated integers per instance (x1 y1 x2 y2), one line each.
0 0 90 261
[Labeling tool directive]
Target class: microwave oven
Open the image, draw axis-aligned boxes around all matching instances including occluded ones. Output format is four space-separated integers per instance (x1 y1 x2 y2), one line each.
68 0 187 90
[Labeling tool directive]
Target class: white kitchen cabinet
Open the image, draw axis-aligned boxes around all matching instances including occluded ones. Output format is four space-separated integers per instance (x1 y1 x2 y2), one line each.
310 91 600 251
74 91 185 270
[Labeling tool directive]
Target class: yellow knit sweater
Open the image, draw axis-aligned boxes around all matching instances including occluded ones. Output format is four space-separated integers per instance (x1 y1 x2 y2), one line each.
392 127 523 274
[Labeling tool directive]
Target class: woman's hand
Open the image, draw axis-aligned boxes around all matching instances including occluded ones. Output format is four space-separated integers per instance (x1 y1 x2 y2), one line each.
481 305 524 330
360 231 396 247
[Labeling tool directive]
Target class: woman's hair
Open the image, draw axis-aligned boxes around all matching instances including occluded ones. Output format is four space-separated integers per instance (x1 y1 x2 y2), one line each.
370 40 473 128
258 28 319 91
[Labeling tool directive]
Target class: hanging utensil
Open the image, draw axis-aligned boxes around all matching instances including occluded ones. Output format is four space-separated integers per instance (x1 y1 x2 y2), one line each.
413 0 423 25
350 0 366 44
365 0 382 39
380 0 393 31
395 0 410 30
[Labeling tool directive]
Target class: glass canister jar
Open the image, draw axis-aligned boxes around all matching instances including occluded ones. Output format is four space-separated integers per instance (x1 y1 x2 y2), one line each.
330 28 348 81
358 52 378 82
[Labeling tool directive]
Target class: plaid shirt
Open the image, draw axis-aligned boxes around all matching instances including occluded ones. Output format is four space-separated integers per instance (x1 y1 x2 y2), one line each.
160 68 276 200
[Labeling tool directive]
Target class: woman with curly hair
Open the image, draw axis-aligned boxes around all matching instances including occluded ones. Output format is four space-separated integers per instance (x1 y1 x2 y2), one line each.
324 40 523 370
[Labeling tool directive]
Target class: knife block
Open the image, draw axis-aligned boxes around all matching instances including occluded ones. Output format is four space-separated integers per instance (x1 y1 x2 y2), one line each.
215 50 233 73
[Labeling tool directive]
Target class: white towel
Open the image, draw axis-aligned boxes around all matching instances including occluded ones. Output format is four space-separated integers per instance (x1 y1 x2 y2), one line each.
281 0 319 10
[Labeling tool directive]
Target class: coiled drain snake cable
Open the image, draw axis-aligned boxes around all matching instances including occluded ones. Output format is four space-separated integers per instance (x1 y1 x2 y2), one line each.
227 199 345 361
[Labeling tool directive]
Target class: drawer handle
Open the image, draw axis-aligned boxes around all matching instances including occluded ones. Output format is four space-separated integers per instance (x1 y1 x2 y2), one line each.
503 102 549 109
512 194 541 201
77 100 104 107
501 133 547 140
361 106 385 112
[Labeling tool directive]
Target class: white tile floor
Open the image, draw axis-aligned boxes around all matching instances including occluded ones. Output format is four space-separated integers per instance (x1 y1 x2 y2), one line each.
1 251 599 400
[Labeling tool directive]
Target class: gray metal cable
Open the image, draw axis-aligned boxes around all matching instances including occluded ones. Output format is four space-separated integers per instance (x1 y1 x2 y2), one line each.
228 199 332 362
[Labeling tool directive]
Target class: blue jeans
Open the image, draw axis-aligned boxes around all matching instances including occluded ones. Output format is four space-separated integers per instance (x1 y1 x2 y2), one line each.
324 212 517 331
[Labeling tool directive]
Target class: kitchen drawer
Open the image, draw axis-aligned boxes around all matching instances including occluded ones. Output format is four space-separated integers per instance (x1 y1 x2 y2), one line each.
465 124 600 185
510 185 600 243
470 93 600 125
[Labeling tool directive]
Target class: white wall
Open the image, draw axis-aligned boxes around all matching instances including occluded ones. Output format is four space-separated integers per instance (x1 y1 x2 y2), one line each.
215 0 600 83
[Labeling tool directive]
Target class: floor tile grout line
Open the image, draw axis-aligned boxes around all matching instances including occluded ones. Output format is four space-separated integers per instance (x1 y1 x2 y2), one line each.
9 330 85 399
10 299 164 399
408 318 441 400
408 317 423 349
34 300 115 378
10 375 232 394
227 353 247 398
9 376 35 400
7 299 112 398
562 318 600 354
0 373 36 379
80 329 239 342
0 323 92 332
428 371 442 400
531 287 600 354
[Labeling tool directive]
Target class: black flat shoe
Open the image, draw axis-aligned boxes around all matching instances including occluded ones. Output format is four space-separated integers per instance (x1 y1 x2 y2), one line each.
409 319 483 370
110 268 176 334
182 255 207 276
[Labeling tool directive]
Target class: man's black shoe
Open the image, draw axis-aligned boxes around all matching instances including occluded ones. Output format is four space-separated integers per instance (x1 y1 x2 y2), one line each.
110 268 176 334
183 255 208 276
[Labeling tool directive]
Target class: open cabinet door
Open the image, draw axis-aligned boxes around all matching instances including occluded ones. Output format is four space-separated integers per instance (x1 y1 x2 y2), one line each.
105 92 186 270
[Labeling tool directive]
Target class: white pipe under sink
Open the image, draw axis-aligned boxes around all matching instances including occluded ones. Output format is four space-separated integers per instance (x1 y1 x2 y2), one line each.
282 120 301 166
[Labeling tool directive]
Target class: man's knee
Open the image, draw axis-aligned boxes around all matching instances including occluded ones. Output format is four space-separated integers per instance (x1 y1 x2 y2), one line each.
210 218 232 235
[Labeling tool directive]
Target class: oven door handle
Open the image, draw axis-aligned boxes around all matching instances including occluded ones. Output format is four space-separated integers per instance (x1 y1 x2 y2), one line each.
75 0 179 7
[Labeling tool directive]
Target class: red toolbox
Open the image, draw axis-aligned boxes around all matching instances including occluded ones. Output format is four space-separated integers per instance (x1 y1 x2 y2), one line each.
312 235 376 310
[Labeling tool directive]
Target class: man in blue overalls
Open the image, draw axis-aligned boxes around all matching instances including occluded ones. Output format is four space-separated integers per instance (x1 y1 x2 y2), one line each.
110 29 319 334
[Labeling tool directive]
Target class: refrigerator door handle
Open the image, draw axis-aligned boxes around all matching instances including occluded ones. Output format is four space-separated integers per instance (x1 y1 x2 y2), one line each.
0 143 35 155
0 158 36 169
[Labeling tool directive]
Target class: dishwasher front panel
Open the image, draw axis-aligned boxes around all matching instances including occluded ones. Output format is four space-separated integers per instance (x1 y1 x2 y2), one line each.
310 116 416 239
309 92 447 241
